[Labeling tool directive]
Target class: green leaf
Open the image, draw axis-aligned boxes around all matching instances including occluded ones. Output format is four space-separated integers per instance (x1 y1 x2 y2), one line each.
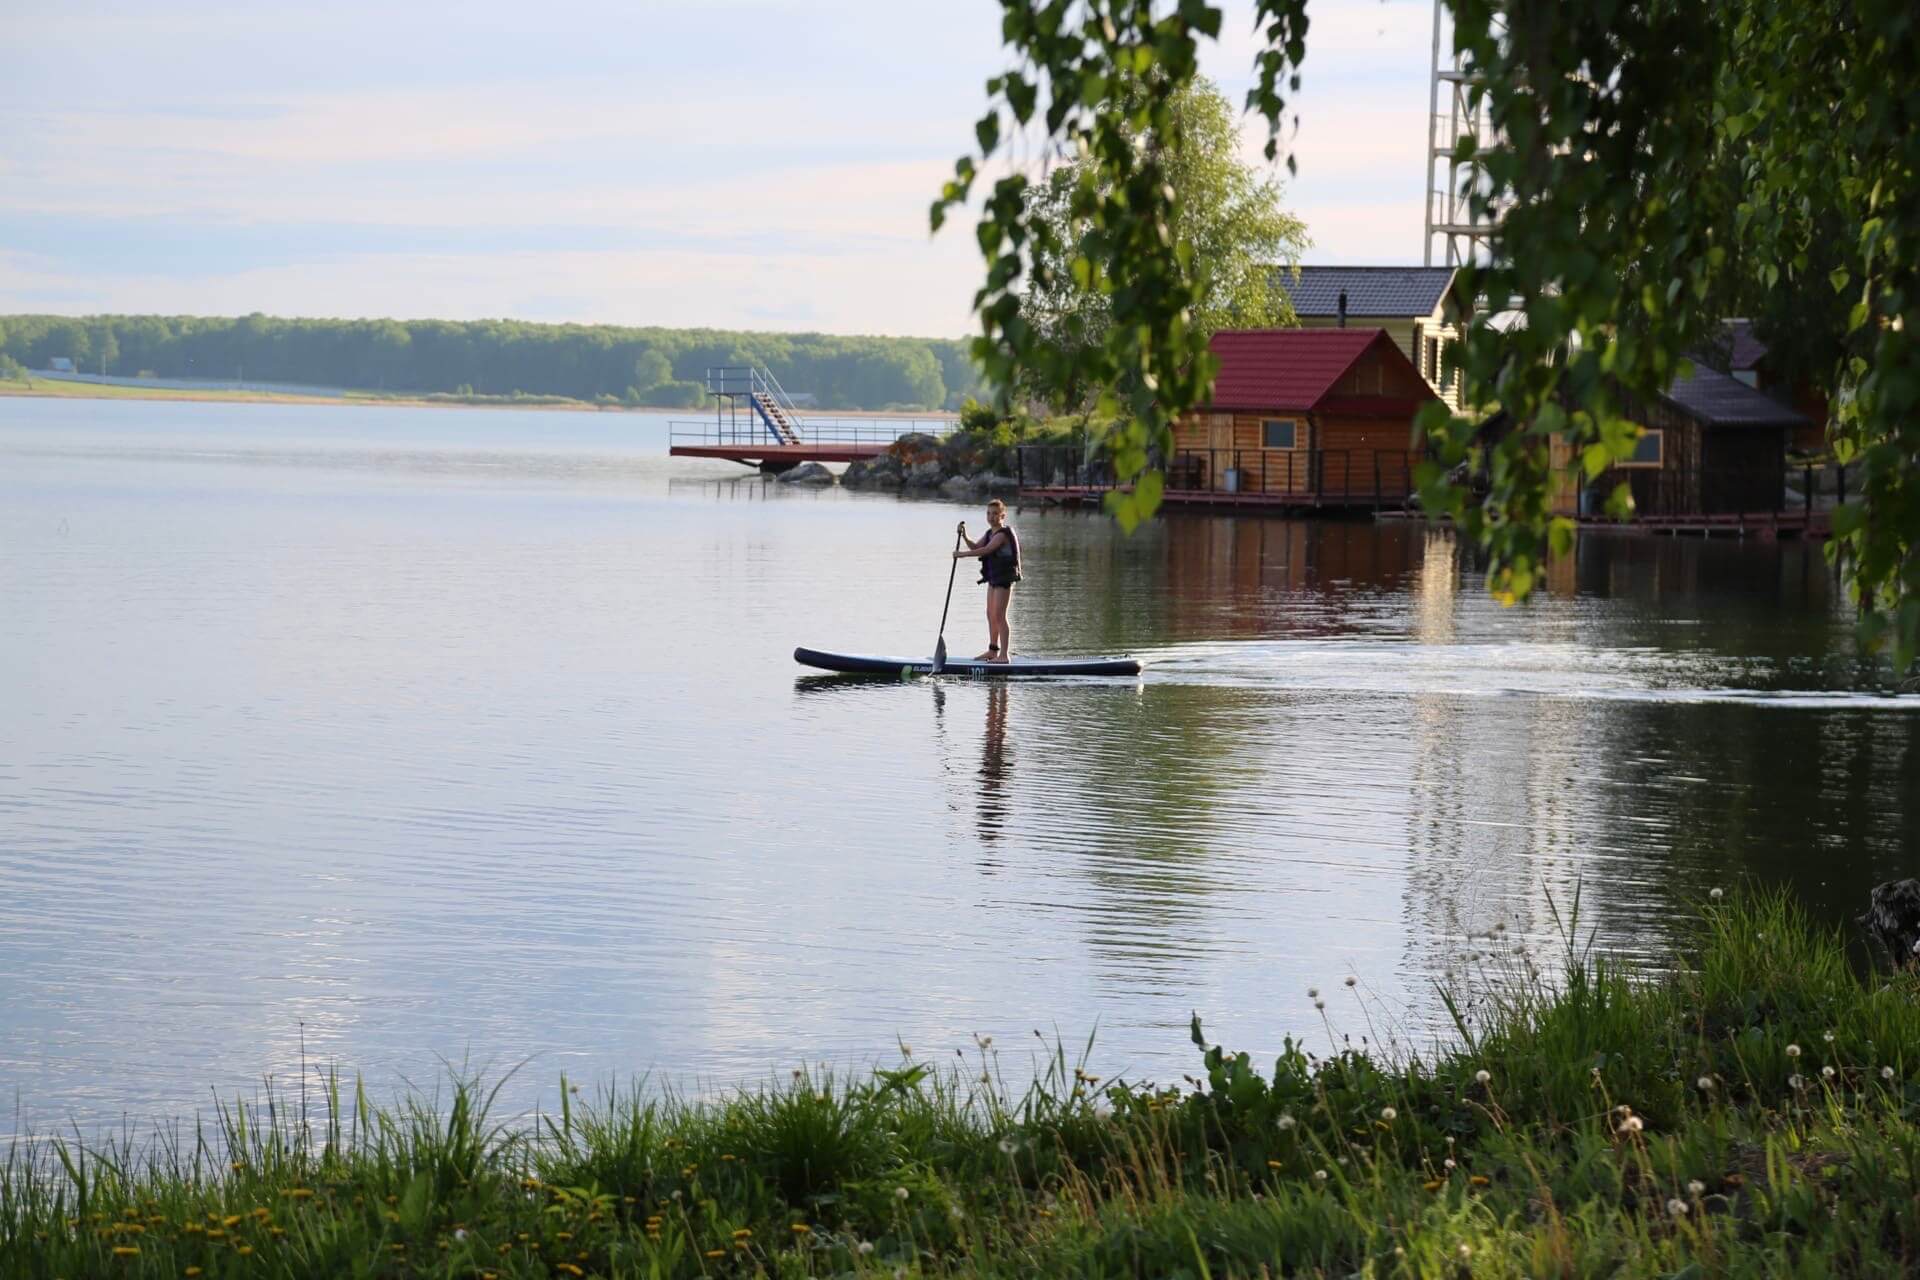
975 112 999 155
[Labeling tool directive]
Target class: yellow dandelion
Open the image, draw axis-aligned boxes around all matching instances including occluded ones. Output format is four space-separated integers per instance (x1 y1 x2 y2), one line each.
222 1215 241 1228
732 1228 753 1239
704 1249 726 1259
1266 1159 1282 1170
1423 1180 1444 1192
1469 1175 1490 1187
186 1269 203 1277
790 1222 811 1235
721 1153 736 1161
111 1245 140 1257
236 1245 254 1256
557 1266 585 1277
555 1231 572 1241
282 1187 315 1199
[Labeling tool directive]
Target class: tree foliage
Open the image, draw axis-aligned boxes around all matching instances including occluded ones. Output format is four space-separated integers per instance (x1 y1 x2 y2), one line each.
1019 77 1307 411
0 314 980 412
944 0 1919 670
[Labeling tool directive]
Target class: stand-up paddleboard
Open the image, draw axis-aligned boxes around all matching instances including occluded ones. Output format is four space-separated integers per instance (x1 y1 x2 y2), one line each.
795 646 1142 678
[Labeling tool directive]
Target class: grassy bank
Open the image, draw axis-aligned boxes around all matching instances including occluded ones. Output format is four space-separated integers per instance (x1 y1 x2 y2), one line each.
6 890 1918 1277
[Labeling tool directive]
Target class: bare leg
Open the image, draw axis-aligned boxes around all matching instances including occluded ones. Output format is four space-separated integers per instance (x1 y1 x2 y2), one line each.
988 587 1011 662
975 592 997 660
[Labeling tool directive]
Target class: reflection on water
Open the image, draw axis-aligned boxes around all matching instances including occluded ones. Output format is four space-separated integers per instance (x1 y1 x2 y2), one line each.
0 396 1914 1133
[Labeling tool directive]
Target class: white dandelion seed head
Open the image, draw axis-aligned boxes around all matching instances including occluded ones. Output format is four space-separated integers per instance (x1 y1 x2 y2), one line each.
453 1229 466 1241
1444 1157 1456 1169
1883 1066 1897 1081
1698 1076 1714 1090
1789 1074 1806 1090
1458 1243 1472 1259
1687 1180 1706 1196
1314 1169 1329 1182
1786 1044 1801 1058
1276 1114 1296 1130
1475 1070 1491 1085
1823 1031 1835 1042
1380 1106 1397 1121
894 1186 910 1201
998 1138 1017 1155
1822 1066 1836 1079
1709 888 1723 901
858 1241 874 1255
1668 1197 1689 1217
1618 1116 1644 1133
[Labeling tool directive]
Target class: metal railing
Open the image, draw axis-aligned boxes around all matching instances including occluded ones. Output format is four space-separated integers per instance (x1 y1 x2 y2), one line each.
704 365 812 443
1014 446 1423 506
668 416 954 448
1591 462 1852 520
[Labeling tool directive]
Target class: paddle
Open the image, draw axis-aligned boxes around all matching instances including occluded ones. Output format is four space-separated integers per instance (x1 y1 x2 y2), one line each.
931 524 964 673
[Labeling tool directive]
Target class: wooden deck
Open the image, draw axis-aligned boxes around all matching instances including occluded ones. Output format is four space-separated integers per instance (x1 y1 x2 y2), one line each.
669 442 892 467
1596 508 1832 539
1020 484 1412 514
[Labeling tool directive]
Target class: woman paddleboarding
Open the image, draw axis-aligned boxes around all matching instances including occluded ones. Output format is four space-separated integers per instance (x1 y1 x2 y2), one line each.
953 498 1021 663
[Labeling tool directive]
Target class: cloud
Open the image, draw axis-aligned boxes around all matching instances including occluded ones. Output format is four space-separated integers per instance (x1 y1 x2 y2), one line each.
0 0 1445 327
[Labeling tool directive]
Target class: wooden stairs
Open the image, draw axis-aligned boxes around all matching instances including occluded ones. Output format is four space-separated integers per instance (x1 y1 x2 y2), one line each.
751 391 804 446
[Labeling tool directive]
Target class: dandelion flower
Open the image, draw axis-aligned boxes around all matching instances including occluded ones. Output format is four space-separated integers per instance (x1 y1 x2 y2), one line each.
1314 999 1326 1011
1344 976 1357 987
858 1241 875 1255
1277 1114 1296 1130
1668 1198 1689 1217
1697 1076 1714 1091
1469 1175 1490 1188
997 1138 1018 1156
894 1187 910 1201
1380 1106 1397 1121
1687 1179 1706 1196
1823 1065 1836 1079
1823 1031 1835 1042
1307 987 1319 999
1475 1069 1491 1085
1618 1116 1644 1134
790 1223 811 1235
1882 1066 1896 1081
1444 1158 1456 1170
111 1246 139 1257
1789 1074 1806 1090
1709 888 1723 901
1458 1243 1473 1260
1313 1169 1329 1182
704 1249 726 1260
1786 1043 1801 1058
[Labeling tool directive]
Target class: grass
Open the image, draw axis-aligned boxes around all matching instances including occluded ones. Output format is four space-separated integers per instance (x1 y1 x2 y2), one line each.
5 888 1919 1277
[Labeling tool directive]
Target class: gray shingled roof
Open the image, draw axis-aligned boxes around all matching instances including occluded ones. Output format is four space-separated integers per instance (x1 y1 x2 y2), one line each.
1273 265 1460 317
1661 364 1807 428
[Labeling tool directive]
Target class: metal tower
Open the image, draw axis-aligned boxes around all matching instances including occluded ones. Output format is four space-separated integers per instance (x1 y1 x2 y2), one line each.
1423 0 1502 267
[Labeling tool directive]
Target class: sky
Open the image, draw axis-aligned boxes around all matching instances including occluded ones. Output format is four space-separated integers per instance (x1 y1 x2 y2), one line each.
0 0 1441 338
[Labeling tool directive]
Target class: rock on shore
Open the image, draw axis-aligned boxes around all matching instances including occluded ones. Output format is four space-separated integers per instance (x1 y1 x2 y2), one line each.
776 461 836 486
841 432 1020 496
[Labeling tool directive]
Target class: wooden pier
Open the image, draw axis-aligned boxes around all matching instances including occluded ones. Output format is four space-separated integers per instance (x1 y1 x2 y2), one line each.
667 366 947 471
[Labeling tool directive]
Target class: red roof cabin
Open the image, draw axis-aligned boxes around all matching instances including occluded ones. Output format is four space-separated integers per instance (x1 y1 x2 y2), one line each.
1168 328 1439 506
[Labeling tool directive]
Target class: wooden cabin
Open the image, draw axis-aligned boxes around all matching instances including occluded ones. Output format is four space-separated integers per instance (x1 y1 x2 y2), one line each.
1713 320 1828 455
1170 329 1439 505
1273 266 1473 411
1549 364 1808 518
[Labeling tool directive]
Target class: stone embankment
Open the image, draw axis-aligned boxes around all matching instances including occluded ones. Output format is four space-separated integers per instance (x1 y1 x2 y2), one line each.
829 433 1019 496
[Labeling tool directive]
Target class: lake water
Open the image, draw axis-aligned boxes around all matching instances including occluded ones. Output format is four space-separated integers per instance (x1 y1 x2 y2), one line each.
2 396 1915 1134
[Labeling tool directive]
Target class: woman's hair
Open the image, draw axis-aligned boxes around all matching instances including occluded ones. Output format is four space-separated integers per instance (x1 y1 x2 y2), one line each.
986 498 1007 516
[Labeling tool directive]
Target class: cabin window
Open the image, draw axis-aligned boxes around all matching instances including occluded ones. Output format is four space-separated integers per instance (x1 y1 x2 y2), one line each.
1260 418 1297 449
1620 429 1664 467
1426 337 1440 380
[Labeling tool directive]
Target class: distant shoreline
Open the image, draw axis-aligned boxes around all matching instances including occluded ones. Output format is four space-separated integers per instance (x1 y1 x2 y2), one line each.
0 377 956 420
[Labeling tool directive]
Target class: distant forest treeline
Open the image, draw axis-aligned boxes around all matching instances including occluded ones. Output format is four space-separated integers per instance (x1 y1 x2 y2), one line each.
0 314 982 411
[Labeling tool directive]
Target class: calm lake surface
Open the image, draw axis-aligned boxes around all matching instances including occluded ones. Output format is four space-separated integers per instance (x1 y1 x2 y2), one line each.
2 396 1915 1133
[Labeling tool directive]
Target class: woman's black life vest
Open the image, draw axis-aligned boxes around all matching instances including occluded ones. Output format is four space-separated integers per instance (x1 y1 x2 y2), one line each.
979 525 1022 587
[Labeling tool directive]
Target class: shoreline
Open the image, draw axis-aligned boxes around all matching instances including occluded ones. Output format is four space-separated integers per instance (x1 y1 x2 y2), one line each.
5 891 1917 1276
0 378 958 420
